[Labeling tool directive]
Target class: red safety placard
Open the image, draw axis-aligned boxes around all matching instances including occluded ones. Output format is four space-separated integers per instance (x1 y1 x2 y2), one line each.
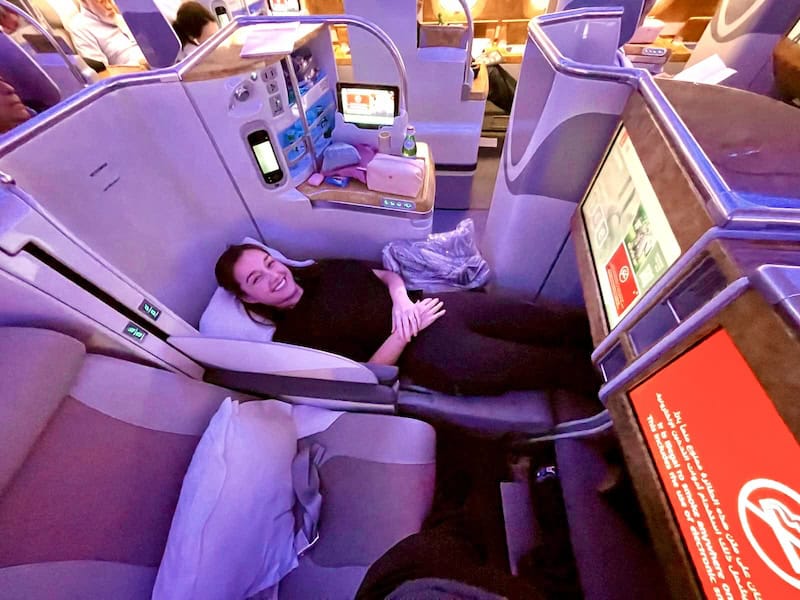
630 329 800 599
606 242 640 317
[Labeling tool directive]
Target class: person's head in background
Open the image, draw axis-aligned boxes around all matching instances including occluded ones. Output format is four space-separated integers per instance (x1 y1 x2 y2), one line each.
80 0 119 23
0 7 21 34
0 77 31 134
173 1 218 49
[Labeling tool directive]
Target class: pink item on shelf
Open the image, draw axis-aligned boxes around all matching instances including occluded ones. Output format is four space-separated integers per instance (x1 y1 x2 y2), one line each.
366 153 424 198
321 143 377 184
306 172 324 186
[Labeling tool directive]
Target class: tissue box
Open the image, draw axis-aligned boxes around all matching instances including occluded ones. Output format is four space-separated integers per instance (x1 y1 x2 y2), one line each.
366 154 424 198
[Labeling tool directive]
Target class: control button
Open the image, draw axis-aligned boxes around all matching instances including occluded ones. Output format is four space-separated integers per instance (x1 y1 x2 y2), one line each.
267 81 279 94
269 95 283 115
233 85 250 102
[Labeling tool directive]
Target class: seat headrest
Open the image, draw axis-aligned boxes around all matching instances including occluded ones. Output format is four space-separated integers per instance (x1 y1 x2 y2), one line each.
555 0 650 46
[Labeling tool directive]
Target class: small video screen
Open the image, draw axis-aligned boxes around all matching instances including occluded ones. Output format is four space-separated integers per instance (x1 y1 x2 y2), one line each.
337 84 398 128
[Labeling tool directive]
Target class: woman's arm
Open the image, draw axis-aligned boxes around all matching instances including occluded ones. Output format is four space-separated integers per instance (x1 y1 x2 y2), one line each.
372 269 418 341
368 330 408 365
368 298 446 365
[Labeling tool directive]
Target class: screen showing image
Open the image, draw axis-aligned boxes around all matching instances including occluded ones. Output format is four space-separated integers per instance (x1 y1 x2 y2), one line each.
581 126 681 330
629 329 800 599
339 85 397 127
215 9 230 27
253 139 280 176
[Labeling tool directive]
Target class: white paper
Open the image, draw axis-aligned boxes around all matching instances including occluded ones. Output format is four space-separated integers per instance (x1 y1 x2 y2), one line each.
471 37 492 60
240 22 300 58
674 54 737 85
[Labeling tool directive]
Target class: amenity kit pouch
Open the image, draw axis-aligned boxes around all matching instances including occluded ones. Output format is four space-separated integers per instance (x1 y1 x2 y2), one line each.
366 153 424 198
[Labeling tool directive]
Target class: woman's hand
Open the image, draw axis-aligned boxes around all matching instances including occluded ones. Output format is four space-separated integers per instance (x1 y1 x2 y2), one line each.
415 298 446 332
392 294 419 343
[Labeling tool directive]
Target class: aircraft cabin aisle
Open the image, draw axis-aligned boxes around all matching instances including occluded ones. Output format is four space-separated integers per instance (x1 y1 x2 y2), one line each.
1 1 800 599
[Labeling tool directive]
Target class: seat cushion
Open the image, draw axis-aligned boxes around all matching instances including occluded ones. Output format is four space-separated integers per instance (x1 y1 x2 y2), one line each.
278 413 436 600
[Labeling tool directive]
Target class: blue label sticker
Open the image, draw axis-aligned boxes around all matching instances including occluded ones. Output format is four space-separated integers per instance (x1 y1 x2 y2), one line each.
138 299 161 321
123 322 147 343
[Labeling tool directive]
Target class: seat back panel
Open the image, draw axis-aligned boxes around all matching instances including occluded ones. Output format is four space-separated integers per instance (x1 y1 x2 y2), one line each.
0 396 199 568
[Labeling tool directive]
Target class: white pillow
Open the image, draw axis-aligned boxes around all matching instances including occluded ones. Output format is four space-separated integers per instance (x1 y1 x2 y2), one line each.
153 398 299 600
199 238 314 342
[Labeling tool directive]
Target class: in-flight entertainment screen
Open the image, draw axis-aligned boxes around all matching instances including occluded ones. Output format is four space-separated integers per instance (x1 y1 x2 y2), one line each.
337 83 399 128
581 125 682 330
629 329 800 598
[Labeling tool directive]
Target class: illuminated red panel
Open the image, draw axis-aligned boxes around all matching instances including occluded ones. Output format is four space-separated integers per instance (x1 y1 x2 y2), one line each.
630 330 800 599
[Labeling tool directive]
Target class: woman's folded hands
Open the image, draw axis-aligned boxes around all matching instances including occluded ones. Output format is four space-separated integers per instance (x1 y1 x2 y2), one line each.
392 297 446 343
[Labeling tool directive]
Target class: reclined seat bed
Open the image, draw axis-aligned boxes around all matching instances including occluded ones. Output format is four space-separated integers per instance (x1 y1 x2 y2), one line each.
0 326 436 600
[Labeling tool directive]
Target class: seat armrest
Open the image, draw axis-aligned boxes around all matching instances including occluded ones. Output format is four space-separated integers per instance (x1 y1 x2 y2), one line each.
170 336 378 384
361 363 399 386
205 369 398 406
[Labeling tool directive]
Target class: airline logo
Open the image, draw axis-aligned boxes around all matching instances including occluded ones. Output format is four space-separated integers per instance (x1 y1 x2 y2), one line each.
739 478 800 590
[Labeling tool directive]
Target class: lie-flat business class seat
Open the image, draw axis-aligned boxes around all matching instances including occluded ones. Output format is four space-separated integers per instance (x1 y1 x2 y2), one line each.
0 326 436 600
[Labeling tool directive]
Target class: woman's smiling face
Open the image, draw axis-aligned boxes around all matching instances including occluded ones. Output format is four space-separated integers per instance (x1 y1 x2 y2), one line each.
233 248 301 309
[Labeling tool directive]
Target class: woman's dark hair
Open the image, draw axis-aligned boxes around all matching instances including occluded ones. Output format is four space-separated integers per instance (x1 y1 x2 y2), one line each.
172 1 215 47
215 243 317 323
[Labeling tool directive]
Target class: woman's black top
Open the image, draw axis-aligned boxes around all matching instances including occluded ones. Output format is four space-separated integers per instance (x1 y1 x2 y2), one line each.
270 259 600 396
271 260 393 363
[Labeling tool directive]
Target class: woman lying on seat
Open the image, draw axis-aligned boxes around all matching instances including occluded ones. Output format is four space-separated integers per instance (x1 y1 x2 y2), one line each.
215 244 600 397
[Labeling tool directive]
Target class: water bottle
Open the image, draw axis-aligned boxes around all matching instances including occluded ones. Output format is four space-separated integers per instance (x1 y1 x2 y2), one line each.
402 125 417 157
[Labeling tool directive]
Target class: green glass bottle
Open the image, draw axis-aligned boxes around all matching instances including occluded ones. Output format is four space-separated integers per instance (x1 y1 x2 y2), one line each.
402 125 417 157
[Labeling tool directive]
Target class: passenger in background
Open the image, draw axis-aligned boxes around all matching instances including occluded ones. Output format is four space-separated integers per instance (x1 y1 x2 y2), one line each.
172 1 218 61
66 0 146 69
0 76 32 134
473 51 517 115
0 6 20 35
215 245 600 397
